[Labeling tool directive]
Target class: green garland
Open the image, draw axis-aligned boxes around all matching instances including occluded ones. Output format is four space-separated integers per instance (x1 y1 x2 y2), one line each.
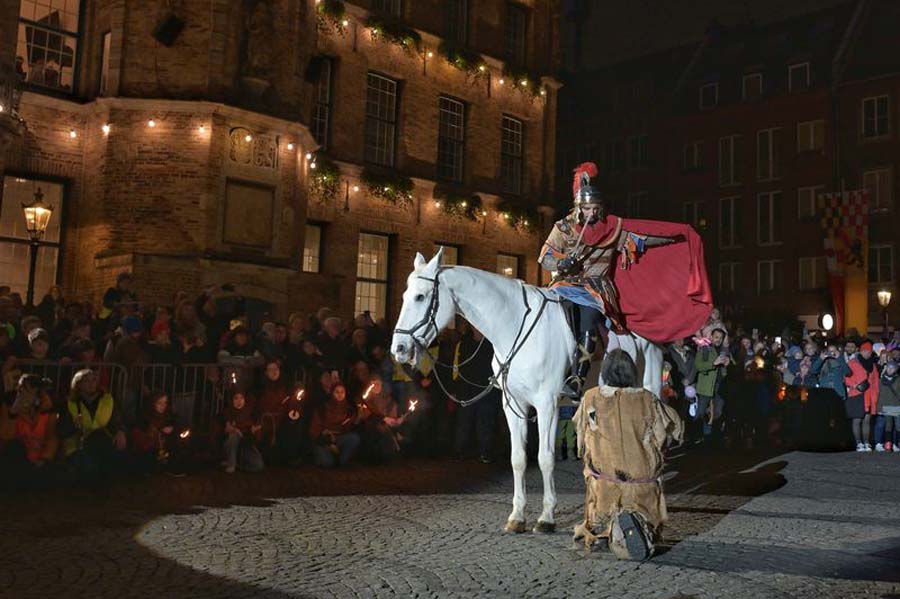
434 190 482 221
498 198 538 232
309 155 342 203
502 63 543 98
316 0 347 35
365 14 421 54
360 167 414 207
437 42 488 80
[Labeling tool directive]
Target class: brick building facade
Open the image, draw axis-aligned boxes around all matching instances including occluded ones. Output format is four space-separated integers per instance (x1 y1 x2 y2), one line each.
557 0 900 333
0 0 560 324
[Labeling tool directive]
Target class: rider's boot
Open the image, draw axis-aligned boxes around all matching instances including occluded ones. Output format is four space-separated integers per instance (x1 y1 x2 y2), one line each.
560 331 596 400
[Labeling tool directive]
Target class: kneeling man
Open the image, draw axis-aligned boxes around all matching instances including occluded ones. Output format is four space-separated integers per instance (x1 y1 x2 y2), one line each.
573 349 683 560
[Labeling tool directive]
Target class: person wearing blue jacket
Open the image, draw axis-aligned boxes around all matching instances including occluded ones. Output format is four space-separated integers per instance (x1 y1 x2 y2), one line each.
817 343 851 400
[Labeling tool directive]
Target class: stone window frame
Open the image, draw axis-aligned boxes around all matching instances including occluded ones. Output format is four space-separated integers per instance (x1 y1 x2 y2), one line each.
16 0 84 95
628 134 648 169
504 2 528 65
862 95 891 140
683 140 704 172
364 72 399 168
372 0 403 17
718 262 740 294
699 82 718 110
756 127 782 182
798 256 827 290
500 115 524 195
862 166 893 212
756 259 784 295
311 57 333 150
869 244 894 285
302 222 323 273
445 0 468 46
718 195 742 250
0 173 66 296
718 134 741 187
742 73 763 101
497 253 520 279
756 190 783 247
797 184 824 221
797 119 824 153
355 232 391 321
788 62 810 93
683 200 704 228
437 96 466 183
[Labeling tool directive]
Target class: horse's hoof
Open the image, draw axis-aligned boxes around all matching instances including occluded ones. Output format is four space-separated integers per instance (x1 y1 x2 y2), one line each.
504 520 527 534
533 520 556 534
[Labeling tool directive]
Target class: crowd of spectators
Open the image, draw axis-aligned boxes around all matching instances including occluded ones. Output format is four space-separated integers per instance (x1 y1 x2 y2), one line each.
2 275 897 492
658 308 900 453
0 275 504 491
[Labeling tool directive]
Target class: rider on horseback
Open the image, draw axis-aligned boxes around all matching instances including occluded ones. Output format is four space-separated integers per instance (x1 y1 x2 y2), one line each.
539 162 683 399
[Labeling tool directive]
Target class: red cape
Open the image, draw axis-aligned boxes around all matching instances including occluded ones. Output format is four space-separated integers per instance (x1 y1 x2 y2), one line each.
605 218 713 344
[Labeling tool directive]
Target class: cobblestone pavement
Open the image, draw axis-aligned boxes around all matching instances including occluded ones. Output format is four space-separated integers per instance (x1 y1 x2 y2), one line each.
1 449 899 599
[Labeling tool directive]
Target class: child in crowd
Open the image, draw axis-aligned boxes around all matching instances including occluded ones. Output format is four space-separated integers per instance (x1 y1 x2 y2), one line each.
876 361 900 452
221 390 264 473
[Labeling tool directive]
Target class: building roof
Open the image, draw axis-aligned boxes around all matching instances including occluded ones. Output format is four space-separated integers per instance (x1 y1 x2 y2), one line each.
841 0 900 82
569 0 855 69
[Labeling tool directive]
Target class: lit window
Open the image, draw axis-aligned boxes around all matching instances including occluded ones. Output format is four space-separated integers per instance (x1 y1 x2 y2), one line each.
302 224 322 273
0 176 63 295
355 233 390 321
497 254 519 279
16 0 82 93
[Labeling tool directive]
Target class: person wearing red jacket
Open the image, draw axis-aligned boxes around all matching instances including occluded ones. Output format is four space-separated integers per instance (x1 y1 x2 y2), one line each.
845 340 880 452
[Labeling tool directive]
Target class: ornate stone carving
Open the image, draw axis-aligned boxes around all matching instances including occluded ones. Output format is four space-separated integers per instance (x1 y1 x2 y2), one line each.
228 128 278 170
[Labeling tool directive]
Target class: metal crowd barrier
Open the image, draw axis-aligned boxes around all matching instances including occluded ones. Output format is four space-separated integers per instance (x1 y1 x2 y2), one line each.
12 360 230 434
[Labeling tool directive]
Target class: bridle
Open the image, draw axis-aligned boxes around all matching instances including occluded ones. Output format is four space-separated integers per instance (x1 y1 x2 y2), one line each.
393 266 560 419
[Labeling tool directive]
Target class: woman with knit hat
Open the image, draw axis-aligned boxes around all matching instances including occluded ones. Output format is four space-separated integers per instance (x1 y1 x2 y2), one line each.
845 341 880 452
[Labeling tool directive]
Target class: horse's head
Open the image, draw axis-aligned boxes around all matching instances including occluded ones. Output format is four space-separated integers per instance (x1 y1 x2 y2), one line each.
391 248 455 366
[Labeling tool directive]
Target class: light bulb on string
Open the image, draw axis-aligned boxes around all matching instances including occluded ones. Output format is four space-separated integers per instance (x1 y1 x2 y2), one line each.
102 124 110 135
148 119 156 128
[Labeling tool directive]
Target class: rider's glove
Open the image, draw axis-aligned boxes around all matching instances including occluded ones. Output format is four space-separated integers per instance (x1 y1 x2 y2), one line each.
557 256 576 275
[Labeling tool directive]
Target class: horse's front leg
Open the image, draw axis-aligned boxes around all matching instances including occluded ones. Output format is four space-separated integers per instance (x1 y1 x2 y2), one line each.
534 399 558 533
503 399 528 533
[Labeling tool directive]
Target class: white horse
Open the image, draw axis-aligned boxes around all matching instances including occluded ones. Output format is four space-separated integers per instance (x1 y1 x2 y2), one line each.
391 249 663 533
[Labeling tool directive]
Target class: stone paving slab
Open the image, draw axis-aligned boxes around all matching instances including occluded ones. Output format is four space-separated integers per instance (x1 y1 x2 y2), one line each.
1 451 899 598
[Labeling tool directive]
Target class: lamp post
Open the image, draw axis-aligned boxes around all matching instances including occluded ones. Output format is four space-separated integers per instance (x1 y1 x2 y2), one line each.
21 187 54 309
877 289 892 336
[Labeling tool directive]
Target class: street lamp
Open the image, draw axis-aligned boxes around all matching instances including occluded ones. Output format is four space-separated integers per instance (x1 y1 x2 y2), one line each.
21 187 54 308
878 289 892 336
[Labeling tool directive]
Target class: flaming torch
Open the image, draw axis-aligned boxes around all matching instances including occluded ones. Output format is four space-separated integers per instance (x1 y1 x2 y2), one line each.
180 429 191 439
408 399 418 413
362 382 376 400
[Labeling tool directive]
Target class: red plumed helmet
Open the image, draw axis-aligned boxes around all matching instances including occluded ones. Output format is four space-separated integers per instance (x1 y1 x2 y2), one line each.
571 162 602 206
